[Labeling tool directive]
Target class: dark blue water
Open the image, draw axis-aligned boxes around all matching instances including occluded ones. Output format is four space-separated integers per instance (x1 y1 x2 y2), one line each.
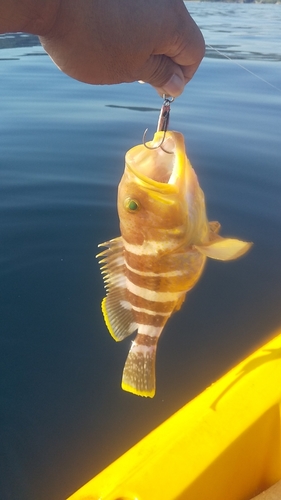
1 4 281 499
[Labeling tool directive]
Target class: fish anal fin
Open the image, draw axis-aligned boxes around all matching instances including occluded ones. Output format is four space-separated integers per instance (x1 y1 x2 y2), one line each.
195 234 252 261
122 333 159 398
173 292 186 312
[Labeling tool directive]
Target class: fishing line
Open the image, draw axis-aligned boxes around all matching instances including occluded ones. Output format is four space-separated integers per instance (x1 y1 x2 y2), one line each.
206 43 281 94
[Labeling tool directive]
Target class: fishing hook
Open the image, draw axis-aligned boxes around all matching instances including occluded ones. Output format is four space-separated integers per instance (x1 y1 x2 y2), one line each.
143 95 174 152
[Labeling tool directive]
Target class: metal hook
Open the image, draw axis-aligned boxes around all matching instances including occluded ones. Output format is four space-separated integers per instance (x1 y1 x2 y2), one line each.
143 95 174 152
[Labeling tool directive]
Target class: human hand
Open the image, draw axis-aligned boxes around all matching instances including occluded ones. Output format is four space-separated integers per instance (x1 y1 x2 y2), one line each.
40 0 205 97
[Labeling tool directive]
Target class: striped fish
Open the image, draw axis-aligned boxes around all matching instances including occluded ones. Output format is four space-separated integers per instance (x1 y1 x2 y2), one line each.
97 131 251 397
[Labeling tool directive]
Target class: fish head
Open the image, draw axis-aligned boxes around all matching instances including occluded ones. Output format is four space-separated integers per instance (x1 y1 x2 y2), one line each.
118 131 208 246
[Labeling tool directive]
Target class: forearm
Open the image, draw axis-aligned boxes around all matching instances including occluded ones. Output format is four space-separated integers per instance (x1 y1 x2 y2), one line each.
0 0 59 35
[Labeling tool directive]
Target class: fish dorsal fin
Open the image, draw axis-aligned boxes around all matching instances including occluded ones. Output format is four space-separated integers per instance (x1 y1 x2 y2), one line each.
97 237 137 341
101 290 137 342
194 233 252 261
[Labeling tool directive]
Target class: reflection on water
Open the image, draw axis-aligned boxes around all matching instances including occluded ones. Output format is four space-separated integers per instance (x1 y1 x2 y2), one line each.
187 2 281 61
2 3 281 62
1 3 281 500
205 44 281 62
105 104 160 112
0 32 40 50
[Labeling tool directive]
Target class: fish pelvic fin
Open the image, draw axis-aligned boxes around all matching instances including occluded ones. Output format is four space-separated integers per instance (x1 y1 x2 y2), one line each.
122 332 161 398
209 221 221 235
195 233 252 261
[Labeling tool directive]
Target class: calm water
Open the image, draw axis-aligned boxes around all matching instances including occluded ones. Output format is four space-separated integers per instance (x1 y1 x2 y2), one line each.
1 3 281 499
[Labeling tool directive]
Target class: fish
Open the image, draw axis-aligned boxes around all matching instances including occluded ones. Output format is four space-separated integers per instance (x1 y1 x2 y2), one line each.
97 131 252 398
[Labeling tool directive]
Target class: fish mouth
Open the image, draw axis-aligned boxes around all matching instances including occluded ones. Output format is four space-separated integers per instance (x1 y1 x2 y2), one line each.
125 131 186 195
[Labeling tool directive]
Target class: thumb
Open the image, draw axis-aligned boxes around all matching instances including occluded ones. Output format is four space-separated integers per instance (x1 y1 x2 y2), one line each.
140 55 186 97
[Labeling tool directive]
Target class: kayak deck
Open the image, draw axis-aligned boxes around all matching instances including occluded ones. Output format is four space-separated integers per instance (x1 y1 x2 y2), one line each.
68 330 281 500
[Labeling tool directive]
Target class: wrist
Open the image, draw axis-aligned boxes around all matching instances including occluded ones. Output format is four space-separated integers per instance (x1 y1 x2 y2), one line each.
0 0 60 35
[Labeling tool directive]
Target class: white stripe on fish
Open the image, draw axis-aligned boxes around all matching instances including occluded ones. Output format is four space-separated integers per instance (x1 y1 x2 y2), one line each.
126 278 181 302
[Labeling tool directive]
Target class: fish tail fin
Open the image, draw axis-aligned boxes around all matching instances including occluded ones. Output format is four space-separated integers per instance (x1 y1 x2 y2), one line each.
121 333 159 398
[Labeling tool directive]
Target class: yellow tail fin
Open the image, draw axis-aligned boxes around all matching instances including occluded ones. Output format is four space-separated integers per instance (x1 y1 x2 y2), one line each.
122 337 157 398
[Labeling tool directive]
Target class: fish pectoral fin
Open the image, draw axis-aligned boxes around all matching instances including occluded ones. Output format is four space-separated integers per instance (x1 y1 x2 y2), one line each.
194 234 252 261
102 288 137 342
122 334 159 398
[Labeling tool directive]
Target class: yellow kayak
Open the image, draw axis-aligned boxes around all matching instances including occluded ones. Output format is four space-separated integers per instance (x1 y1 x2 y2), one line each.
67 329 281 500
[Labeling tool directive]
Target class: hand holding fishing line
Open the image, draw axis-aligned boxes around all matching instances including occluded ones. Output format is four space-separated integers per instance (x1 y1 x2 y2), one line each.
0 0 205 97
41 0 205 97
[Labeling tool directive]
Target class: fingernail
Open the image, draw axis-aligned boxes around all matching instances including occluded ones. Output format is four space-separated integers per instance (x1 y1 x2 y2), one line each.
163 73 185 97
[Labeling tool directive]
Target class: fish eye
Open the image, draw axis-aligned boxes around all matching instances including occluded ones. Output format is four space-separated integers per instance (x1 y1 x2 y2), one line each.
124 198 140 212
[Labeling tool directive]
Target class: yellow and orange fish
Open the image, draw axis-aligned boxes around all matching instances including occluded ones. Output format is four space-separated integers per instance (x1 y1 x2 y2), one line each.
97 131 251 398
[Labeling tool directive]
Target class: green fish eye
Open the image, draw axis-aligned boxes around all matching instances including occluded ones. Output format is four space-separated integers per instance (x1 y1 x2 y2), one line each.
125 198 140 212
